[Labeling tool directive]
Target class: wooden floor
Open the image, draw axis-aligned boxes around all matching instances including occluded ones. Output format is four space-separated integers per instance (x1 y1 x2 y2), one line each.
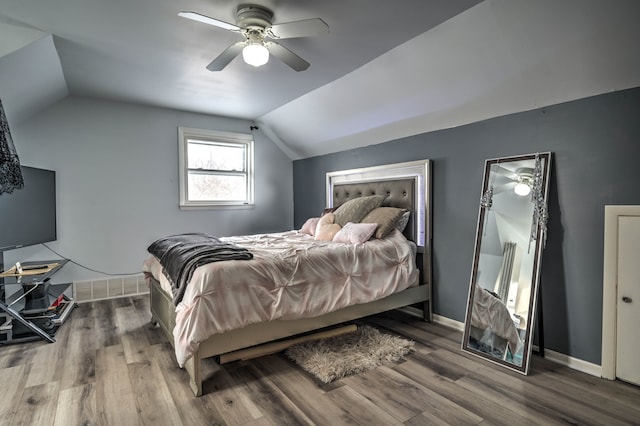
1 295 639 425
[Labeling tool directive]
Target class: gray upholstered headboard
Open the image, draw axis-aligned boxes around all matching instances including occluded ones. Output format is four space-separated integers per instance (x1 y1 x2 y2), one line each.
326 160 431 250
332 178 416 243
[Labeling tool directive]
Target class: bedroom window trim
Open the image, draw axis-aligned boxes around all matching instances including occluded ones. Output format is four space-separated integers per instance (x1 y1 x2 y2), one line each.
178 126 254 210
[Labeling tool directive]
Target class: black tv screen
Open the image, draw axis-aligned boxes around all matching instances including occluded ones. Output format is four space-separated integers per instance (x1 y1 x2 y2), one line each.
0 166 57 251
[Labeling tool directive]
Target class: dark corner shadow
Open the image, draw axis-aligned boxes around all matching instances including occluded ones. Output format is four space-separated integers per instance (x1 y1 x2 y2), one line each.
534 164 569 356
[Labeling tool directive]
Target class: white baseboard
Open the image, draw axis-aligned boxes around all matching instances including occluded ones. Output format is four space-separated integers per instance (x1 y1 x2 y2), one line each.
543 348 602 377
431 315 602 377
433 314 465 332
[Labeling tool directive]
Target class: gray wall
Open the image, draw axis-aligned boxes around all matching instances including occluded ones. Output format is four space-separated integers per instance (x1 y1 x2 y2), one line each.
293 86 640 364
6 96 293 284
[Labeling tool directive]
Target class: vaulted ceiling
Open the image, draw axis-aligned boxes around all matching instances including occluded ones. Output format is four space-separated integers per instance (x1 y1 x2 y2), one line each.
1 0 639 159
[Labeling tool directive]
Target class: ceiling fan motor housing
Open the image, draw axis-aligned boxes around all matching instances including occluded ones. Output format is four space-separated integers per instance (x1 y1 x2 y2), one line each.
236 4 274 29
515 167 534 181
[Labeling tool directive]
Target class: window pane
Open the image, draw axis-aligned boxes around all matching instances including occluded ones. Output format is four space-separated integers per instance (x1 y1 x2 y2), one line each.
187 141 245 171
187 172 247 201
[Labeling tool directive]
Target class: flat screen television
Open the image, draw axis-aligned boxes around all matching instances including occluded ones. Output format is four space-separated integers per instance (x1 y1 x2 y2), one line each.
0 166 57 252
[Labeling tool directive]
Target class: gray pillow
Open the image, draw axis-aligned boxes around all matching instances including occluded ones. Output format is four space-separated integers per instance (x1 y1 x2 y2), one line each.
395 210 411 233
333 195 385 227
361 207 408 239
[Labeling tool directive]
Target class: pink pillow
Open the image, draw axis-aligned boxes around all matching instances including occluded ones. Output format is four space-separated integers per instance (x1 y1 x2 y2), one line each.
333 222 378 244
300 217 320 236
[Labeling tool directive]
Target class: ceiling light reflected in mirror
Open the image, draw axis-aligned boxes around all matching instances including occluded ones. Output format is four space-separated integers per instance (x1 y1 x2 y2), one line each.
514 180 531 196
514 167 533 196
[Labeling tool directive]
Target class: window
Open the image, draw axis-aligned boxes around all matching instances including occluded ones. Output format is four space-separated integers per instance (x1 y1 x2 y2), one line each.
178 127 254 209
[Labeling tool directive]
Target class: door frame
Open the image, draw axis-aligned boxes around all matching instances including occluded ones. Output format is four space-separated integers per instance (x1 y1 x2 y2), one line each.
602 205 640 379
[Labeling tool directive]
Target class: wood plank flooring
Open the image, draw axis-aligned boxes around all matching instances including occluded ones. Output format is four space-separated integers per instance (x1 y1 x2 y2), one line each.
1 295 639 425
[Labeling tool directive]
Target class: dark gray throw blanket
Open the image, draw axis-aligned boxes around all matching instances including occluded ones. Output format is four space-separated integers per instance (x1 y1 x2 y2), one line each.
147 233 253 305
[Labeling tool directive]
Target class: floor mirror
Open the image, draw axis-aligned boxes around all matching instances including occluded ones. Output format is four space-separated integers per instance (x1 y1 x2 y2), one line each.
462 152 552 374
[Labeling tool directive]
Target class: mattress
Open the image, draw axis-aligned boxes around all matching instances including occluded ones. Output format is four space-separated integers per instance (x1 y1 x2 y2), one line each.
143 228 418 366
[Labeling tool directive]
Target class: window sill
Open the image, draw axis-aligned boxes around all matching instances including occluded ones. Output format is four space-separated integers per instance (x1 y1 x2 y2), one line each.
179 203 255 211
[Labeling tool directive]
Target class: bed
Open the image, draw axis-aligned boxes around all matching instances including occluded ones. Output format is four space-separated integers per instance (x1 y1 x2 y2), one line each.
468 285 523 362
144 160 432 396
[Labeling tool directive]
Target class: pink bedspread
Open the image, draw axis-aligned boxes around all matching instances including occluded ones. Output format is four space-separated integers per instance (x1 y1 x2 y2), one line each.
143 229 418 366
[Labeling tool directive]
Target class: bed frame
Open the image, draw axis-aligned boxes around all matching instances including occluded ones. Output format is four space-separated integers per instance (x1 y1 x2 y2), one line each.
149 160 432 396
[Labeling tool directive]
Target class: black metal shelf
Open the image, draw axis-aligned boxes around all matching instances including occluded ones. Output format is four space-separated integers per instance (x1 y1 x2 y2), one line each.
0 260 75 345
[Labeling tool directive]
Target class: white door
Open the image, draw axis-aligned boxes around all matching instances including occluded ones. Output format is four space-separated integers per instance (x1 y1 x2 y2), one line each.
616 216 640 386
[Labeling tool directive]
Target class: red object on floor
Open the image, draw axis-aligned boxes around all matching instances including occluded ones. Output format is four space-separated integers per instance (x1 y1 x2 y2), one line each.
52 294 64 307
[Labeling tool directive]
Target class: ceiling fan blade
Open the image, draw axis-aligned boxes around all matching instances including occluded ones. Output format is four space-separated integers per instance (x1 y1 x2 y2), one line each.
267 18 329 39
492 164 519 181
178 11 241 32
265 42 310 71
206 42 246 71
492 182 515 194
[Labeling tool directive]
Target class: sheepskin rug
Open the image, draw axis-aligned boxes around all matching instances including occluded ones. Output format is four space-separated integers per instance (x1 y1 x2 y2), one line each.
284 325 414 383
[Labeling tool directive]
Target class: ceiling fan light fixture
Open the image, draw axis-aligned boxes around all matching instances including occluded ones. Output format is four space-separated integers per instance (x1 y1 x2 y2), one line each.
242 43 269 67
514 181 532 196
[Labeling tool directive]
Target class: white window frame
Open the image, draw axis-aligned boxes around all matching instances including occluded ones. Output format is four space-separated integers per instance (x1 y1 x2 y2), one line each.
178 126 254 209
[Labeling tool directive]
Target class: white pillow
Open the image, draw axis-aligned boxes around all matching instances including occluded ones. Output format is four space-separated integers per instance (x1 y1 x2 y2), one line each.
333 222 378 244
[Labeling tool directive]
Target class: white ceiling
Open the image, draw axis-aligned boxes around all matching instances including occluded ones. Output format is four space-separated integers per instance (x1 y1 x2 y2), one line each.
1 0 639 159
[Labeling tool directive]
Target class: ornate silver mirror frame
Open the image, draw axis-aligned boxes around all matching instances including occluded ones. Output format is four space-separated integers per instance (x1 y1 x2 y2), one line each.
462 152 552 374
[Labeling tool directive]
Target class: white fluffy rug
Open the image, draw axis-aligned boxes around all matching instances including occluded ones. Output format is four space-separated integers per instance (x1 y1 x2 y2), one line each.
284 325 414 383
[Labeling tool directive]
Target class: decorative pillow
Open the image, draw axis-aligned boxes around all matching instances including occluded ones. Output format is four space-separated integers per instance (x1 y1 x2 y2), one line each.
315 212 334 233
395 210 411 233
315 213 342 241
333 195 385 227
361 207 408 239
333 222 378 244
300 217 320 236
316 224 341 241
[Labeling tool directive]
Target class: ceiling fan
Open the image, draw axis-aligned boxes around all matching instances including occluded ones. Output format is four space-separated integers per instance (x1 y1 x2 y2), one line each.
179 4 329 71
491 165 534 196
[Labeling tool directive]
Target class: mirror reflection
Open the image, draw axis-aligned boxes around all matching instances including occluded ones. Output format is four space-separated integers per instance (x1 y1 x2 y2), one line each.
462 152 551 374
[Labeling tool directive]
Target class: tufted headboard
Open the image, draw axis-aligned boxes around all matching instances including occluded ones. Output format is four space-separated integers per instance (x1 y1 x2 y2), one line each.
326 160 430 250
331 178 416 243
